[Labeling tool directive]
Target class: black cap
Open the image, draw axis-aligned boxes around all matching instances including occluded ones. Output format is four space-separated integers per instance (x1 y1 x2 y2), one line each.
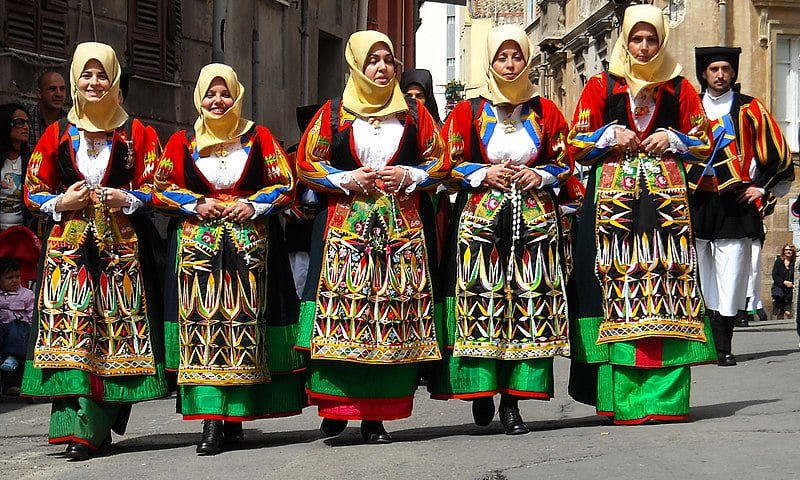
296 104 322 133
695 46 741 90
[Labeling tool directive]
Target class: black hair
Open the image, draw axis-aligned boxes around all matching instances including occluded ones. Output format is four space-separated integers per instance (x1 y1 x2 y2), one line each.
0 257 20 275
0 102 30 156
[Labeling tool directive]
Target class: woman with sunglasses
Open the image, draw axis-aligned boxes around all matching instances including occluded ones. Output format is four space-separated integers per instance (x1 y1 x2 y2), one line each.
0 104 31 231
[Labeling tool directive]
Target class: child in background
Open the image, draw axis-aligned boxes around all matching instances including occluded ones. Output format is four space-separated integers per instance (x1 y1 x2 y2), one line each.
0 257 34 394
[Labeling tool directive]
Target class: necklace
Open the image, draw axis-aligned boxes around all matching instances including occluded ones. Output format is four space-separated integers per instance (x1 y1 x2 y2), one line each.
85 137 107 159
501 118 517 134
215 144 230 168
368 117 382 134
7 155 20 171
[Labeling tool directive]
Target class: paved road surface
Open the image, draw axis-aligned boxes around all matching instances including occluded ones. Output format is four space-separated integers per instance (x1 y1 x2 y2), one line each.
1 318 799 480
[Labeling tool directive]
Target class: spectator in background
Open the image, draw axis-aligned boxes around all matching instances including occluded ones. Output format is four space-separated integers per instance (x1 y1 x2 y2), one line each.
0 257 34 396
0 103 30 230
771 243 796 320
28 71 67 150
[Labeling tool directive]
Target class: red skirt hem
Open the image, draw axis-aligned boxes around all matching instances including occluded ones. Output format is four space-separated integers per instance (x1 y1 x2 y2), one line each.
308 391 413 421
431 389 551 400
48 435 100 450
612 414 690 425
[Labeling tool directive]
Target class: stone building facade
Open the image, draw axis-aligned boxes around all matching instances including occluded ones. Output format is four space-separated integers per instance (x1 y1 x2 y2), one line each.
526 0 800 312
0 0 365 146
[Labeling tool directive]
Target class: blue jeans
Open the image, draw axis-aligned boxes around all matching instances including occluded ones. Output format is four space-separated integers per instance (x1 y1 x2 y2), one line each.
0 321 31 358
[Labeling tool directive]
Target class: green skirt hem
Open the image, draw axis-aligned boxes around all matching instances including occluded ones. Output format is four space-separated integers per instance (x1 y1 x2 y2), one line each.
429 354 553 397
22 360 168 402
307 361 419 399
179 372 306 418
571 316 717 366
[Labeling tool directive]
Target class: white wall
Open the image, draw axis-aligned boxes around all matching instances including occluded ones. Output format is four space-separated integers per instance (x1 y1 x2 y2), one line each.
415 2 453 121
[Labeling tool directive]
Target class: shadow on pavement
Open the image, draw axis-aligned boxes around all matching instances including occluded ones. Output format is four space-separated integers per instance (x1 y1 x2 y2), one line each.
734 327 796 334
0 396 37 414
691 398 780 421
737 348 800 361
322 415 611 446
112 428 319 454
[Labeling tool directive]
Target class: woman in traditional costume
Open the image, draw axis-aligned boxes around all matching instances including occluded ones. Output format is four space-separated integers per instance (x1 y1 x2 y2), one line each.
295 31 448 444
428 25 572 435
153 64 302 455
566 4 716 425
22 42 166 460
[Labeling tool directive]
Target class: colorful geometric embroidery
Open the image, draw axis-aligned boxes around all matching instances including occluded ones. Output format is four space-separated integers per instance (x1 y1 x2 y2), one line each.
310 193 441 363
453 188 570 359
177 219 271 385
594 152 706 344
34 207 156 376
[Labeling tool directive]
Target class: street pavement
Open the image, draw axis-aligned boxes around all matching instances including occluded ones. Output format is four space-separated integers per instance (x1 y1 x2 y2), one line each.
1 318 799 480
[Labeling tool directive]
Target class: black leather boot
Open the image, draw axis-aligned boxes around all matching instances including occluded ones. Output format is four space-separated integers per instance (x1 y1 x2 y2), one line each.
360 420 392 444
223 421 244 444
735 310 751 328
64 441 90 461
498 394 529 435
319 418 348 438
471 396 495 427
196 419 223 455
715 314 737 366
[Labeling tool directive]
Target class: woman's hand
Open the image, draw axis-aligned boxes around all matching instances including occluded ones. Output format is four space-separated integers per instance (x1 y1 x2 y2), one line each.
483 161 514 192
640 131 670 155
614 127 640 152
737 186 764 204
98 188 131 209
58 180 90 212
377 166 411 192
196 197 224 221
221 201 256 223
509 165 542 191
344 167 377 194
784 280 793 288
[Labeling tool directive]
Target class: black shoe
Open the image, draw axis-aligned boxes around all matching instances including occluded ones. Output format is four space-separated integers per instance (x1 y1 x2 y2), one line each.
717 354 737 367
196 420 223 455
64 441 90 461
223 421 244 444
471 396 495 427
319 418 348 438
360 421 392 444
734 317 750 328
499 403 529 435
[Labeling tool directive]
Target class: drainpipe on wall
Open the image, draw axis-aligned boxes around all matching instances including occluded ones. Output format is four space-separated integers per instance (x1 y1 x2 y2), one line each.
300 0 309 104
252 27 260 121
213 0 225 63
358 0 369 31
719 0 727 46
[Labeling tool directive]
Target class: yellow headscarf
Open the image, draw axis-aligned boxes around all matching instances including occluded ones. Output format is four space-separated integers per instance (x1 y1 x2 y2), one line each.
193 63 254 156
67 42 128 132
479 24 538 106
341 30 408 117
608 4 682 97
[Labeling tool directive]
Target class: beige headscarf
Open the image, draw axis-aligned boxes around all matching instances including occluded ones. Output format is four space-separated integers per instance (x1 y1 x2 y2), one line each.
193 63 254 156
608 4 682 97
341 30 408 117
67 42 128 132
479 25 538 106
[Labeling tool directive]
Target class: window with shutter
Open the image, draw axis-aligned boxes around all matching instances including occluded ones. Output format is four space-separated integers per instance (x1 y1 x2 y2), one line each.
2 0 68 57
128 0 182 81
